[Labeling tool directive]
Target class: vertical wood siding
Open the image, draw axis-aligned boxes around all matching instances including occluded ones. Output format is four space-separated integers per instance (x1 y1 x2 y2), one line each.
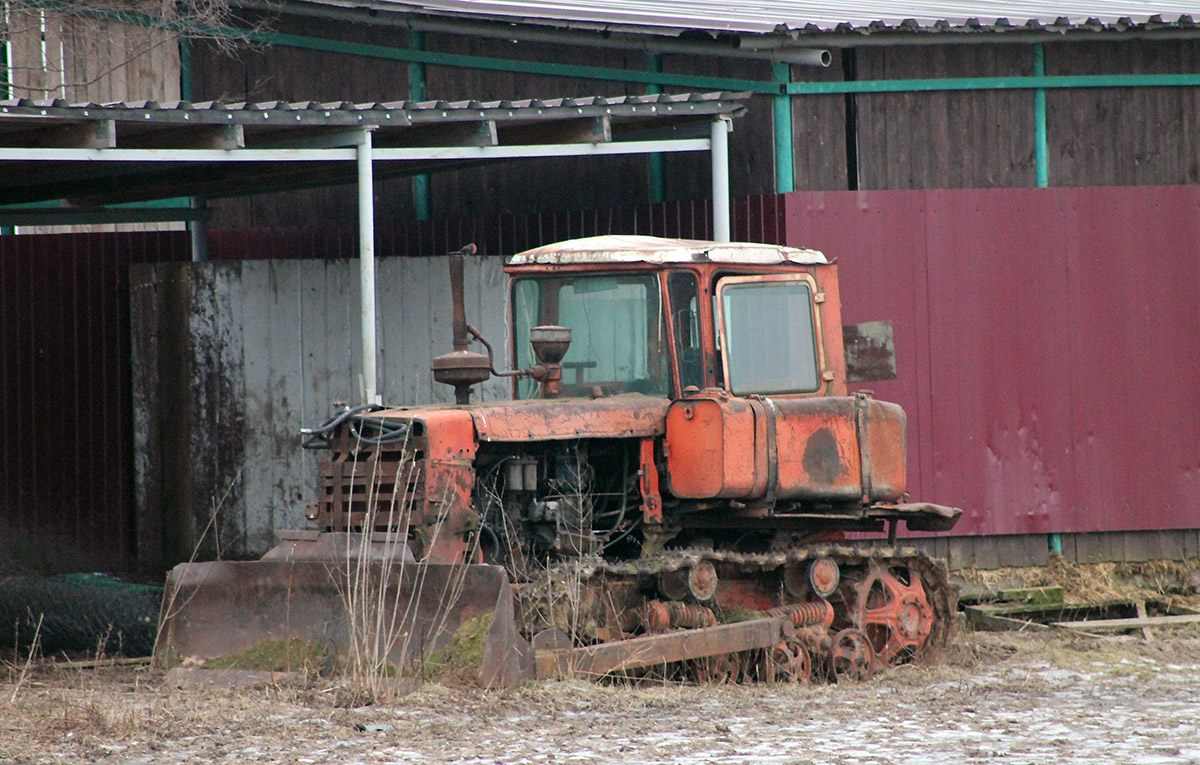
130 256 512 561
789 49 850 191
852 44 1036 190
1046 39 1200 186
190 19 786 227
7 10 181 235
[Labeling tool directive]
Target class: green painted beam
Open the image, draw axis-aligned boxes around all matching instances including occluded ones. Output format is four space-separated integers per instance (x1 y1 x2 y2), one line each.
409 29 432 222
252 30 1200 99
1 37 9 100
1 197 191 210
788 72 1200 95
646 53 665 203
255 29 777 94
772 62 794 194
1033 44 1049 188
180 37 193 101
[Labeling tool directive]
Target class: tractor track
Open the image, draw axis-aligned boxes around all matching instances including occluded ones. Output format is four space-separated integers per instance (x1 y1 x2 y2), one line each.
519 544 958 680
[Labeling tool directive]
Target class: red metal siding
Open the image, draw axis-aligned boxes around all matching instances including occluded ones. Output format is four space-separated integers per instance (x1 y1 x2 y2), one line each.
0 232 190 571
785 186 1200 537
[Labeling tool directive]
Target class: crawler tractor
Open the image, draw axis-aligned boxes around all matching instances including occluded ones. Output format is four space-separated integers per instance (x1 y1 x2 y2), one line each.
159 236 961 686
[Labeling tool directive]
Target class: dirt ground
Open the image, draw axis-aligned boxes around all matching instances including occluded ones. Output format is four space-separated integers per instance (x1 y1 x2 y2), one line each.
3 623 1200 765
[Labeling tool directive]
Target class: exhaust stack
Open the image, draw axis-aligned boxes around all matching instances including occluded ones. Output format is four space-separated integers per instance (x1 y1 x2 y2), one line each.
432 244 492 404
431 243 573 400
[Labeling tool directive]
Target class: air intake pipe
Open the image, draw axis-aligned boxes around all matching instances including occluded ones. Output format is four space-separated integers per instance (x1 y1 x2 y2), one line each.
431 244 573 402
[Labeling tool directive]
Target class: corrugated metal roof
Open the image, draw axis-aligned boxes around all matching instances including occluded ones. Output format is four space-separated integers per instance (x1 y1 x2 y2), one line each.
0 91 745 125
330 0 1199 36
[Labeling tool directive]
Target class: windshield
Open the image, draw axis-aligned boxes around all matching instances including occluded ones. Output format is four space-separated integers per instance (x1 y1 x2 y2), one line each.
512 274 669 399
717 275 822 394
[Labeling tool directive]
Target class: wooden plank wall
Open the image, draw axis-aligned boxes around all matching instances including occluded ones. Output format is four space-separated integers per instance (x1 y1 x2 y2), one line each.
909 529 1200 571
7 10 181 234
7 12 1200 227
1046 39 1200 186
789 50 850 191
852 45 1037 189
190 17 782 227
193 26 1200 228
131 255 510 563
423 33 655 219
191 13 419 230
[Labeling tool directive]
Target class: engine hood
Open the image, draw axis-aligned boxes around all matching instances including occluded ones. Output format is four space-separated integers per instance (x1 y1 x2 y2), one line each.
466 394 670 442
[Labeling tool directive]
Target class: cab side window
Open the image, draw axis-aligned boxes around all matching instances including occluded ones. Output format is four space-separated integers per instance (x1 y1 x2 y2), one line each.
667 271 704 391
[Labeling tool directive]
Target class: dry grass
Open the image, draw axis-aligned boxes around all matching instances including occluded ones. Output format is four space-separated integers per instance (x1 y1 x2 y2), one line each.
955 554 1200 604
3 621 1200 764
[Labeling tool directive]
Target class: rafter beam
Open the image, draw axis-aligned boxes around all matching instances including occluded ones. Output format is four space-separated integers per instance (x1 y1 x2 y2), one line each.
120 124 245 150
497 116 611 146
0 119 115 149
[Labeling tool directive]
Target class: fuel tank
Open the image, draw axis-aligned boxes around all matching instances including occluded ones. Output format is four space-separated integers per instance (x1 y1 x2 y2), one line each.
663 389 905 504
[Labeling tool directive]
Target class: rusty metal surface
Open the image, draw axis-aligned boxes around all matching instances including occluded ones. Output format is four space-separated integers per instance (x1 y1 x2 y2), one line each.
848 560 934 668
664 392 907 505
665 395 760 499
158 560 532 688
843 320 897 383
466 395 671 441
543 617 786 679
785 186 1200 537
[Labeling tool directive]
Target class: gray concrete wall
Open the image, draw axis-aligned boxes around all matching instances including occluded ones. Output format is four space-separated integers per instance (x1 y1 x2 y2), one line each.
132 255 508 564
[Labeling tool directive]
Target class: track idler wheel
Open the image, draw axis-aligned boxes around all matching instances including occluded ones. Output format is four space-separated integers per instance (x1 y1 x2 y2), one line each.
763 639 811 683
783 556 840 599
827 628 874 683
690 652 741 684
658 561 718 602
849 561 934 667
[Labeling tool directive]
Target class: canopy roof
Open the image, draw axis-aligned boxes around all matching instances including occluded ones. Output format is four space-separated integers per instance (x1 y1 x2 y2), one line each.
0 91 746 220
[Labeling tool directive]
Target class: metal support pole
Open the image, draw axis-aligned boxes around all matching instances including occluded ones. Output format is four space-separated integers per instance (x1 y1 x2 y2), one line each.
188 196 208 262
710 117 731 243
357 128 380 404
1033 43 1049 188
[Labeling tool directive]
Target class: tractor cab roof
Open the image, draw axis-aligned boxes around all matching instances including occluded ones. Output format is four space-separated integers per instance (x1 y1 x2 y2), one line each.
507 235 827 267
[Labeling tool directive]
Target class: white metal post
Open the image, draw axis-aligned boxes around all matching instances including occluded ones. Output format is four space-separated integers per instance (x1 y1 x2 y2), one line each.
357 128 380 404
710 116 731 243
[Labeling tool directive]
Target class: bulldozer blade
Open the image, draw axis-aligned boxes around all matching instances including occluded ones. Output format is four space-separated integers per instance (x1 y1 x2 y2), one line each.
156 560 532 688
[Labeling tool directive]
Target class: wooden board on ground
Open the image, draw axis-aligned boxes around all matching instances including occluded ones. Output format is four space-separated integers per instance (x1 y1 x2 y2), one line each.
1051 614 1200 632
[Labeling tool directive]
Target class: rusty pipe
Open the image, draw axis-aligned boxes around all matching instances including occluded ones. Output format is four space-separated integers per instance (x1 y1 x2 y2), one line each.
449 244 476 353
